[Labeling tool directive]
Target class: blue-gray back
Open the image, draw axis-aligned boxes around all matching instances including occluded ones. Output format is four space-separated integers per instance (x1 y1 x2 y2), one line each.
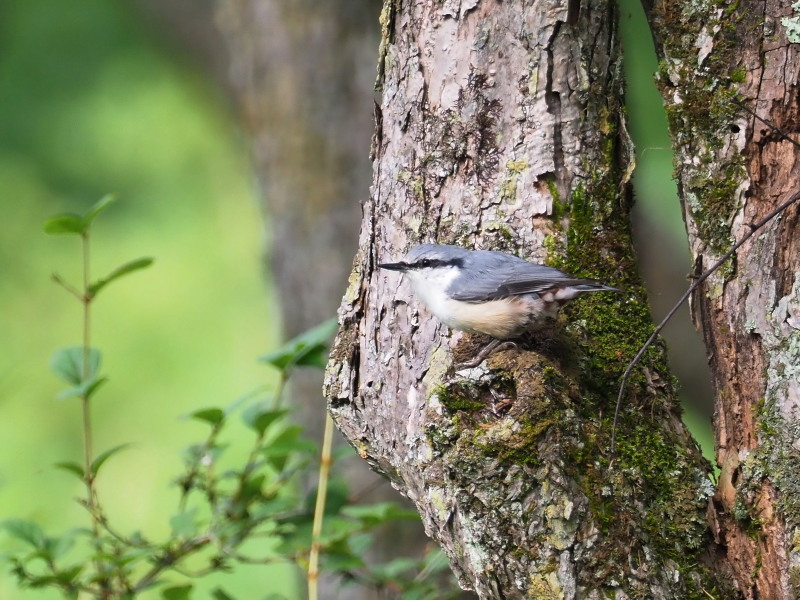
408 244 597 302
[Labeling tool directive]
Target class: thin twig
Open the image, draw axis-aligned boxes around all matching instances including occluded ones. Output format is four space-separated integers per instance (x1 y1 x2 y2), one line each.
132 535 212 593
78 230 112 597
178 425 222 512
270 370 289 411
611 190 800 454
81 232 94 484
733 98 800 149
308 414 335 600
51 273 83 299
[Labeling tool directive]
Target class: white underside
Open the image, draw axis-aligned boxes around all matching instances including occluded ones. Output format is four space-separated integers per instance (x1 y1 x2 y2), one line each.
406 267 555 339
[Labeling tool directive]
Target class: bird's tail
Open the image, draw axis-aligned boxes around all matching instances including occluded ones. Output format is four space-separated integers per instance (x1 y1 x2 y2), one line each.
568 279 621 293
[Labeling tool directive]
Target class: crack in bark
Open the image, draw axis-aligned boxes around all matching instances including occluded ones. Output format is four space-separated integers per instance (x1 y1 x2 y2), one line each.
544 21 565 193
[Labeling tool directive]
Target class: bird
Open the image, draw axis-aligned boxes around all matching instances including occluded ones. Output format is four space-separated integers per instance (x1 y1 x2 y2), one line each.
379 243 619 367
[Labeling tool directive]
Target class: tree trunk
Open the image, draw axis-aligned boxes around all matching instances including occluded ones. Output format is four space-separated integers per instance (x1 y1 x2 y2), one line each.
326 0 716 597
646 1 800 598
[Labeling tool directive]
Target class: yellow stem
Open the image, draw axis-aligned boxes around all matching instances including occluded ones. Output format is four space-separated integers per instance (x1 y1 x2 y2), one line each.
308 414 335 600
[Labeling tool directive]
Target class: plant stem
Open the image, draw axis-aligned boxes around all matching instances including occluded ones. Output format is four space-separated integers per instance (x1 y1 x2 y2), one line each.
81 232 94 479
81 231 109 598
270 370 289 411
132 535 212 593
308 414 335 600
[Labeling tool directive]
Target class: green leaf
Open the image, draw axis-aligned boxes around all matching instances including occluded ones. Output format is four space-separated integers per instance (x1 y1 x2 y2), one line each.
88 257 154 298
169 508 199 538
54 461 85 479
210 589 236 600
249 497 298 520
53 564 83 584
83 194 116 227
340 502 420 525
2 519 45 548
50 347 101 386
370 557 421 579
57 376 108 401
320 516 363 543
189 408 225 427
161 584 193 600
264 436 318 459
242 406 287 436
44 530 80 560
321 542 366 572
43 214 86 236
91 443 131 476
237 474 266 505
259 318 338 371
261 426 317 471
182 442 227 467
306 478 349 516
43 196 116 237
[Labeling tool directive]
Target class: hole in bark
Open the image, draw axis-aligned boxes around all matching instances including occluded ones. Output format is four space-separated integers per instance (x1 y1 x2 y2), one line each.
330 396 348 408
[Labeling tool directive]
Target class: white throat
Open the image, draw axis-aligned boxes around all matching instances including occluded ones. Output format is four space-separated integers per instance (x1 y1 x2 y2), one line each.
405 266 461 327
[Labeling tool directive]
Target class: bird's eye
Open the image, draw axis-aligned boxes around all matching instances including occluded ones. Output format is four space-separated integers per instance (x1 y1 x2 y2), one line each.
418 259 431 268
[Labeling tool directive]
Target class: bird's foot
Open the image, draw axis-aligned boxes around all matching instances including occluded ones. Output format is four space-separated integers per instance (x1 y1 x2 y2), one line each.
454 339 517 370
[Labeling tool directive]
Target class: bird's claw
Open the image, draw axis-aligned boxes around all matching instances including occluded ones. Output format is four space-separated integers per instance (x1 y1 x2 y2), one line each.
454 339 516 370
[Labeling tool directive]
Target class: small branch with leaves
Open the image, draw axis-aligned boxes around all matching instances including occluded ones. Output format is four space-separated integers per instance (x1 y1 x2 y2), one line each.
1 197 461 600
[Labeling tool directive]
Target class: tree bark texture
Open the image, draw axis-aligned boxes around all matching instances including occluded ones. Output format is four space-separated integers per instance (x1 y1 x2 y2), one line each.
646 1 800 598
326 1 715 598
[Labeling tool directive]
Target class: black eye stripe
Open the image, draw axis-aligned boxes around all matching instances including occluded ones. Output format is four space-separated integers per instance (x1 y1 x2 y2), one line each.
410 257 464 270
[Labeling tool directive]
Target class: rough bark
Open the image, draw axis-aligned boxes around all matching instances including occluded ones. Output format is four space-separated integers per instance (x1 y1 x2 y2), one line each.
646 1 800 598
326 0 715 598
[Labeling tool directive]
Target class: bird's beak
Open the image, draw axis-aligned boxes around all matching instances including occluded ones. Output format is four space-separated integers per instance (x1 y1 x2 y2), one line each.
378 261 408 272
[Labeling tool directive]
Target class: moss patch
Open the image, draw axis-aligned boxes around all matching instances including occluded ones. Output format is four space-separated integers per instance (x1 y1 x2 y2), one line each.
423 335 719 596
651 0 749 258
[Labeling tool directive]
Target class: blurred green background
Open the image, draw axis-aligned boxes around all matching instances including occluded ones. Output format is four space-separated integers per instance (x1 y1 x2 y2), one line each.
0 1 714 599
0 2 295 598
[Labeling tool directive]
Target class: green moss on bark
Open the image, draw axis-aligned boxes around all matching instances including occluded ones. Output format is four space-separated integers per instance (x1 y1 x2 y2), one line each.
421 134 721 595
651 0 749 258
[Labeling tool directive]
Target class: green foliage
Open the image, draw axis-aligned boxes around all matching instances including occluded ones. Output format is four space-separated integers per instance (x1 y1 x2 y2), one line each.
259 318 338 371
50 347 102 387
44 194 115 237
90 444 131 477
0 200 462 600
87 257 154 298
242 406 288 436
0 4 274 596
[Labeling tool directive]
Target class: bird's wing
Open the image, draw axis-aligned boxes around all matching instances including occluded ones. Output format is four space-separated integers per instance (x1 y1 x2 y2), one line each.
447 253 580 302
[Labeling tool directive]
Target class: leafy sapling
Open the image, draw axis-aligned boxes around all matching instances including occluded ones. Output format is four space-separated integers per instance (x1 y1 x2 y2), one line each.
2 199 461 599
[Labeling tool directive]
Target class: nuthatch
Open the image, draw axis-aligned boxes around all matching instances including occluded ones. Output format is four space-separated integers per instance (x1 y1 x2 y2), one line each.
379 244 619 367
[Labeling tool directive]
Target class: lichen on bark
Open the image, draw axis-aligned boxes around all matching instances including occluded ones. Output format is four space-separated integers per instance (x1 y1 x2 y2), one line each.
647 0 800 596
